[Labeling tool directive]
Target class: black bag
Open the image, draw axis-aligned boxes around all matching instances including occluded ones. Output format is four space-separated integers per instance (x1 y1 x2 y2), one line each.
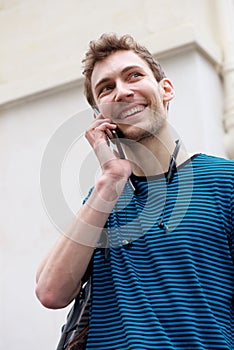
56 245 109 350
56 260 93 350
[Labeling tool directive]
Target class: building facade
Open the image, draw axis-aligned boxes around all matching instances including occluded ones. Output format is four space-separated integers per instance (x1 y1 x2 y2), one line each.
0 1 234 349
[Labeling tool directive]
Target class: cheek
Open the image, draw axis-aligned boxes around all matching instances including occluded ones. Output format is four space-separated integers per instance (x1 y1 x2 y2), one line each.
96 92 116 115
147 92 164 112
98 98 127 121
98 101 114 119
137 80 159 98
148 84 163 102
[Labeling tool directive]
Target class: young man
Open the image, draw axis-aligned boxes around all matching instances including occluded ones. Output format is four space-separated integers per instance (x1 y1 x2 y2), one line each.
36 33 234 349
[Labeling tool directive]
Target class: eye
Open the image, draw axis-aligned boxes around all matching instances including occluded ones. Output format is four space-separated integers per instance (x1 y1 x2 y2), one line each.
129 72 143 80
98 85 114 96
102 86 112 92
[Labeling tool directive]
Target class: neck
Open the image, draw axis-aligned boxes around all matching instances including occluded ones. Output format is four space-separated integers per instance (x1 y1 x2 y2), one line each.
123 126 188 177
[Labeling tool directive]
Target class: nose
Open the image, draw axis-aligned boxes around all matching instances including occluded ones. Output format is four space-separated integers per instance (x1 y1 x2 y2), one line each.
114 80 134 102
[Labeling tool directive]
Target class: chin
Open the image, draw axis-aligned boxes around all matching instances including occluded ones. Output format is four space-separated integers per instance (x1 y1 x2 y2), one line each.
119 119 166 142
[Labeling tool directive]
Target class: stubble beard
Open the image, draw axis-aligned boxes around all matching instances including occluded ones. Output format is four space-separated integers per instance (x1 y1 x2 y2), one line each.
119 107 167 143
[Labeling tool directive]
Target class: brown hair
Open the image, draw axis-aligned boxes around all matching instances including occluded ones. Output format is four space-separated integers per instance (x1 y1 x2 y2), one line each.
82 33 166 108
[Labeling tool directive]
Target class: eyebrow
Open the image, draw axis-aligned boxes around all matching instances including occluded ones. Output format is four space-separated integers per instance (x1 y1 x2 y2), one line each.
94 65 143 92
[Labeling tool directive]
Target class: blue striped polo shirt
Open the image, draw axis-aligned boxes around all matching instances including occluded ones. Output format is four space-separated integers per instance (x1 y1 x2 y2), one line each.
86 154 234 349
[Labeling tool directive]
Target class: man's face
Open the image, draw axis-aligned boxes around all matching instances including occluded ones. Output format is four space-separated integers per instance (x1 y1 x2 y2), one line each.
91 50 173 142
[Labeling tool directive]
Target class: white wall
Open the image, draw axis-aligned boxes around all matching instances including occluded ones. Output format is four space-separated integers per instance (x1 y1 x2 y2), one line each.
162 49 225 157
0 0 230 349
0 0 223 106
0 86 91 349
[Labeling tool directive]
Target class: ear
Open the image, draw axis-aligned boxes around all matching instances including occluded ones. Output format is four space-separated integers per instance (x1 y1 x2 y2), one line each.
159 78 175 104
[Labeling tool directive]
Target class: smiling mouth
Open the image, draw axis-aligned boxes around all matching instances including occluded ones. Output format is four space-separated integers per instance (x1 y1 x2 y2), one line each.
119 105 146 119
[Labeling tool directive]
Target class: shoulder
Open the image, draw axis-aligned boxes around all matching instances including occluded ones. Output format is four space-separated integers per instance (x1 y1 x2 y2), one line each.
190 153 234 183
192 153 234 169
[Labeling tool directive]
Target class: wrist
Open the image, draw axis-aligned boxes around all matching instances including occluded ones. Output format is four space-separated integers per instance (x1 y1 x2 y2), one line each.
96 173 128 196
86 174 127 214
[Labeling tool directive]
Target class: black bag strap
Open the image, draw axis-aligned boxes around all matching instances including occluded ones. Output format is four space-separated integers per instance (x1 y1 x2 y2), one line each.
65 276 92 333
81 254 93 283
56 255 94 350
56 240 109 350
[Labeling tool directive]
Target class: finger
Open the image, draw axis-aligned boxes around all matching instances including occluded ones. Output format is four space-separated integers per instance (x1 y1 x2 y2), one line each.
85 123 115 149
95 122 116 132
93 109 102 119
93 111 107 120
94 141 117 166
105 129 114 140
87 119 112 133
89 118 111 127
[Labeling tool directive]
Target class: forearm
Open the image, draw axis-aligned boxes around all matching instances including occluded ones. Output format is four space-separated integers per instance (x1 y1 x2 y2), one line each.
36 174 127 309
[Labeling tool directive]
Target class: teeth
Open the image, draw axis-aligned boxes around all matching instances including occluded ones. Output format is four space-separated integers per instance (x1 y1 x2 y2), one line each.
120 105 145 119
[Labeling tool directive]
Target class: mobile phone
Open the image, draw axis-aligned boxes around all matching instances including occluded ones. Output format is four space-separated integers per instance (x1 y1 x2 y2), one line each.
92 108 135 191
108 129 126 159
92 108 126 159
109 129 135 191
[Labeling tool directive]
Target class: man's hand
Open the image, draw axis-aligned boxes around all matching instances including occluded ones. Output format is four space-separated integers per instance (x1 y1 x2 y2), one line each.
85 114 132 182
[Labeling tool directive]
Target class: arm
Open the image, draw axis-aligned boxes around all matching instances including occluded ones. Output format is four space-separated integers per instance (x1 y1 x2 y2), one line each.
35 117 131 309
